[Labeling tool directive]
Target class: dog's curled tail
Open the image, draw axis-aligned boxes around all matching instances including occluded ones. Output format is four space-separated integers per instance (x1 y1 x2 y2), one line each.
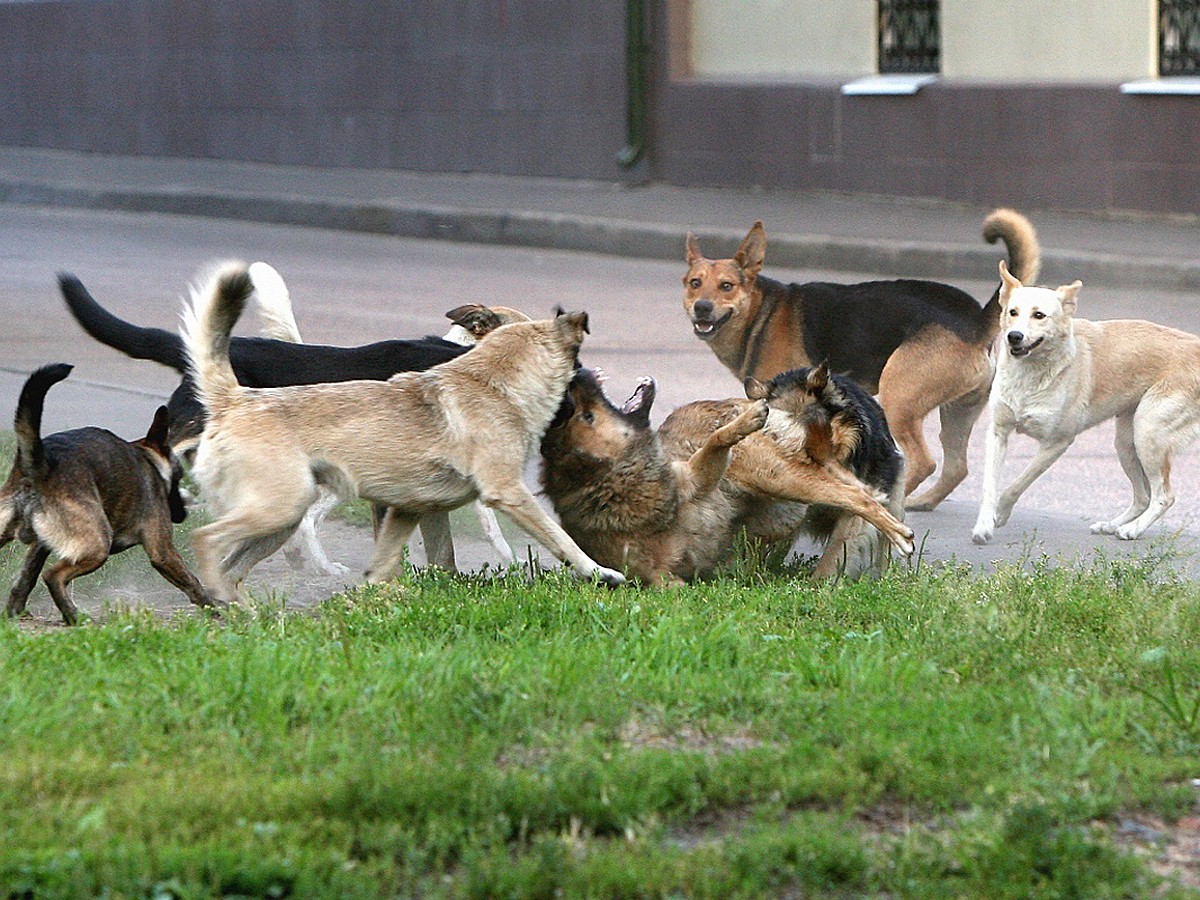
14 363 73 478
982 208 1041 286
249 261 303 344
181 261 255 415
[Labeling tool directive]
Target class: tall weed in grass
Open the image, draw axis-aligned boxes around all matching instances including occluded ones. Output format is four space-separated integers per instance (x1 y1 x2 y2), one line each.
0 555 1198 897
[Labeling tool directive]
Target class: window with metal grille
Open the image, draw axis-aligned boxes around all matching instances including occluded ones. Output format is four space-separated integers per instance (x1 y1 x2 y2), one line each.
878 0 940 74
1161 0 1200 74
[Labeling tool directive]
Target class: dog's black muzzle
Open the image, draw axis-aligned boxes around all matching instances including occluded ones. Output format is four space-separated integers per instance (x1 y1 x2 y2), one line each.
1006 330 1042 358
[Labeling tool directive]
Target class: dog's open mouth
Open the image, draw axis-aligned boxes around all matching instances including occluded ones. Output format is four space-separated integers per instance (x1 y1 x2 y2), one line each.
691 310 732 341
621 376 656 415
1009 337 1044 358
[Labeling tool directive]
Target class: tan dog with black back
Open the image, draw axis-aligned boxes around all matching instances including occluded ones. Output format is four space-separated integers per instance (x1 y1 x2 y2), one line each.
682 209 1041 510
0 364 216 624
182 262 624 604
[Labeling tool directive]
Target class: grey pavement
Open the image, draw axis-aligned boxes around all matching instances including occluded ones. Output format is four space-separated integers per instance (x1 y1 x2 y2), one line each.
2 146 1199 292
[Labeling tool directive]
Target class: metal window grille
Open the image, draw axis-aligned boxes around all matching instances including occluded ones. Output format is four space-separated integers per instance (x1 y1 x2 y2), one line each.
1161 0 1200 75
878 0 940 74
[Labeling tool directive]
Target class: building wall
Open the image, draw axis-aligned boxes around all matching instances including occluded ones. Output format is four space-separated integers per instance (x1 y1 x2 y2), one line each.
688 0 875 79
942 0 1155 81
0 0 632 180
661 0 1200 215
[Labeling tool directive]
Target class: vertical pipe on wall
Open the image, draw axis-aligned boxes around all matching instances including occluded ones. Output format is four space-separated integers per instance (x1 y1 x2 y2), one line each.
616 0 649 167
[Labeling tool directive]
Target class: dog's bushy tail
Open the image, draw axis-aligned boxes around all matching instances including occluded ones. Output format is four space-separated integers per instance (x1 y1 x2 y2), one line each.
58 274 189 372
980 208 1042 339
249 261 303 344
181 261 255 416
14 363 72 478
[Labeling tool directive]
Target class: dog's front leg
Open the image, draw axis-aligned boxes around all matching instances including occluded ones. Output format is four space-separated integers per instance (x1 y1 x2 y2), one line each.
680 400 768 502
972 416 1014 545
483 483 625 586
417 511 457 572
989 436 1075 537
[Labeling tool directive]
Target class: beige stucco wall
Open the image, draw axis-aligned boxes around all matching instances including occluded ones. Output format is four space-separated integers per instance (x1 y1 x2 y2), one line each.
689 0 876 79
687 0 1157 82
942 0 1155 81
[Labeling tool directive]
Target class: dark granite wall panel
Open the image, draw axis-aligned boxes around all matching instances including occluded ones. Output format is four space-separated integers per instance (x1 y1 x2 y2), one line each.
653 78 1200 215
0 0 631 180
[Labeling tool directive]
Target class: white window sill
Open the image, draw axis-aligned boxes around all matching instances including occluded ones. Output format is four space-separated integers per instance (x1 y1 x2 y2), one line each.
1120 76 1200 95
841 74 939 96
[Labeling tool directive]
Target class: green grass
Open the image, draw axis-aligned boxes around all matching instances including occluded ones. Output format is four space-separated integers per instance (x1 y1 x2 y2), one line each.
1 435 1200 897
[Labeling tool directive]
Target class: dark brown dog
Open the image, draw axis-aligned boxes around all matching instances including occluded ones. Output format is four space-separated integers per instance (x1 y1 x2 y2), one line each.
540 369 914 585
0 364 217 624
682 209 1041 510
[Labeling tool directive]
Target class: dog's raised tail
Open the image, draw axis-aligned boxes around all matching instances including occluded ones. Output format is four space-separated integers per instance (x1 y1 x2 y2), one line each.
181 261 255 415
58 274 189 372
248 261 303 344
982 208 1041 287
14 363 73 478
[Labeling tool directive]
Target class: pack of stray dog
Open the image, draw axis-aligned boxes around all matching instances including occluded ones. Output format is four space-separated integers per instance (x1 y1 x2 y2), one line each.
16 202 1197 618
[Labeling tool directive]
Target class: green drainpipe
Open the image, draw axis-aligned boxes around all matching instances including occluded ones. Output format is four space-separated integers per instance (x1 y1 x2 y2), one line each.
616 0 648 168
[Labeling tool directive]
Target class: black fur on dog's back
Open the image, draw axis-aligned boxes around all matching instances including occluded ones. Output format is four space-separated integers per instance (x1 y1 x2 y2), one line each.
780 278 992 390
59 272 470 449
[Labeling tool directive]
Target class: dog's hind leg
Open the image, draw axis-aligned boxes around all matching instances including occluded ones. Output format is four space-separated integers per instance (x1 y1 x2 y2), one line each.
366 508 422 582
1091 412 1151 535
481 481 625 585
41 553 107 625
283 490 350 576
193 509 304 604
1111 398 1200 540
5 543 51 618
906 385 989 512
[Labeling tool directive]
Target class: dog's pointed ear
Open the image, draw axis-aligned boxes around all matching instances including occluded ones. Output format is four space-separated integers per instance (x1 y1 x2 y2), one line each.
446 304 504 338
735 221 767 278
1058 280 1082 315
144 405 171 448
806 363 830 395
555 309 590 340
744 377 770 401
998 259 1023 298
685 232 702 266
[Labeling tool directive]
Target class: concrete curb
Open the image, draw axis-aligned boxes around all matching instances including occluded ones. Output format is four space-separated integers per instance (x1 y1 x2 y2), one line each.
4 178 1199 292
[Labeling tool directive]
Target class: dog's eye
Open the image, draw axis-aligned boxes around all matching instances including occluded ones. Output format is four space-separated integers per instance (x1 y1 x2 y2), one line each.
580 410 594 424
1009 309 1018 316
720 281 734 291
689 278 702 289
1032 311 1046 320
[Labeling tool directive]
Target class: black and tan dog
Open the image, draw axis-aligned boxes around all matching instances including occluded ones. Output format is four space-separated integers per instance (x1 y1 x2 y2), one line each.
682 209 1041 510
539 368 913 586
744 364 906 577
0 364 216 624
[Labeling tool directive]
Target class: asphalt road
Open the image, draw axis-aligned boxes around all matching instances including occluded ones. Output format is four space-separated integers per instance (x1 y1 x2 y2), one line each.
3 202 1200 603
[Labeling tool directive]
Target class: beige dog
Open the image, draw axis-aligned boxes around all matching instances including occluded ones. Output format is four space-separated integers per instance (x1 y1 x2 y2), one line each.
973 260 1200 544
182 262 625 603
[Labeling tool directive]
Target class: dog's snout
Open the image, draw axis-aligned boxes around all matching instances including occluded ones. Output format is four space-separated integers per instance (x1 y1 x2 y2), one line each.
1007 330 1024 346
693 299 714 319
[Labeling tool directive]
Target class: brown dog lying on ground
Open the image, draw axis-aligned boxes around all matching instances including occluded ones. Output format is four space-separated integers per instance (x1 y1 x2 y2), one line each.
682 209 1041 511
0 364 216 624
182 262 625 604
539 368 913 586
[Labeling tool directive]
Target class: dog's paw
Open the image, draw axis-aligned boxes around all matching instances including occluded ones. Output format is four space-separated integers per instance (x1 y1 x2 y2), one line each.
1089 519 1118 535
740 399 769 435
591 566 626 587
971 514 995 545
891 525 915 556
1115 522 1147 541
